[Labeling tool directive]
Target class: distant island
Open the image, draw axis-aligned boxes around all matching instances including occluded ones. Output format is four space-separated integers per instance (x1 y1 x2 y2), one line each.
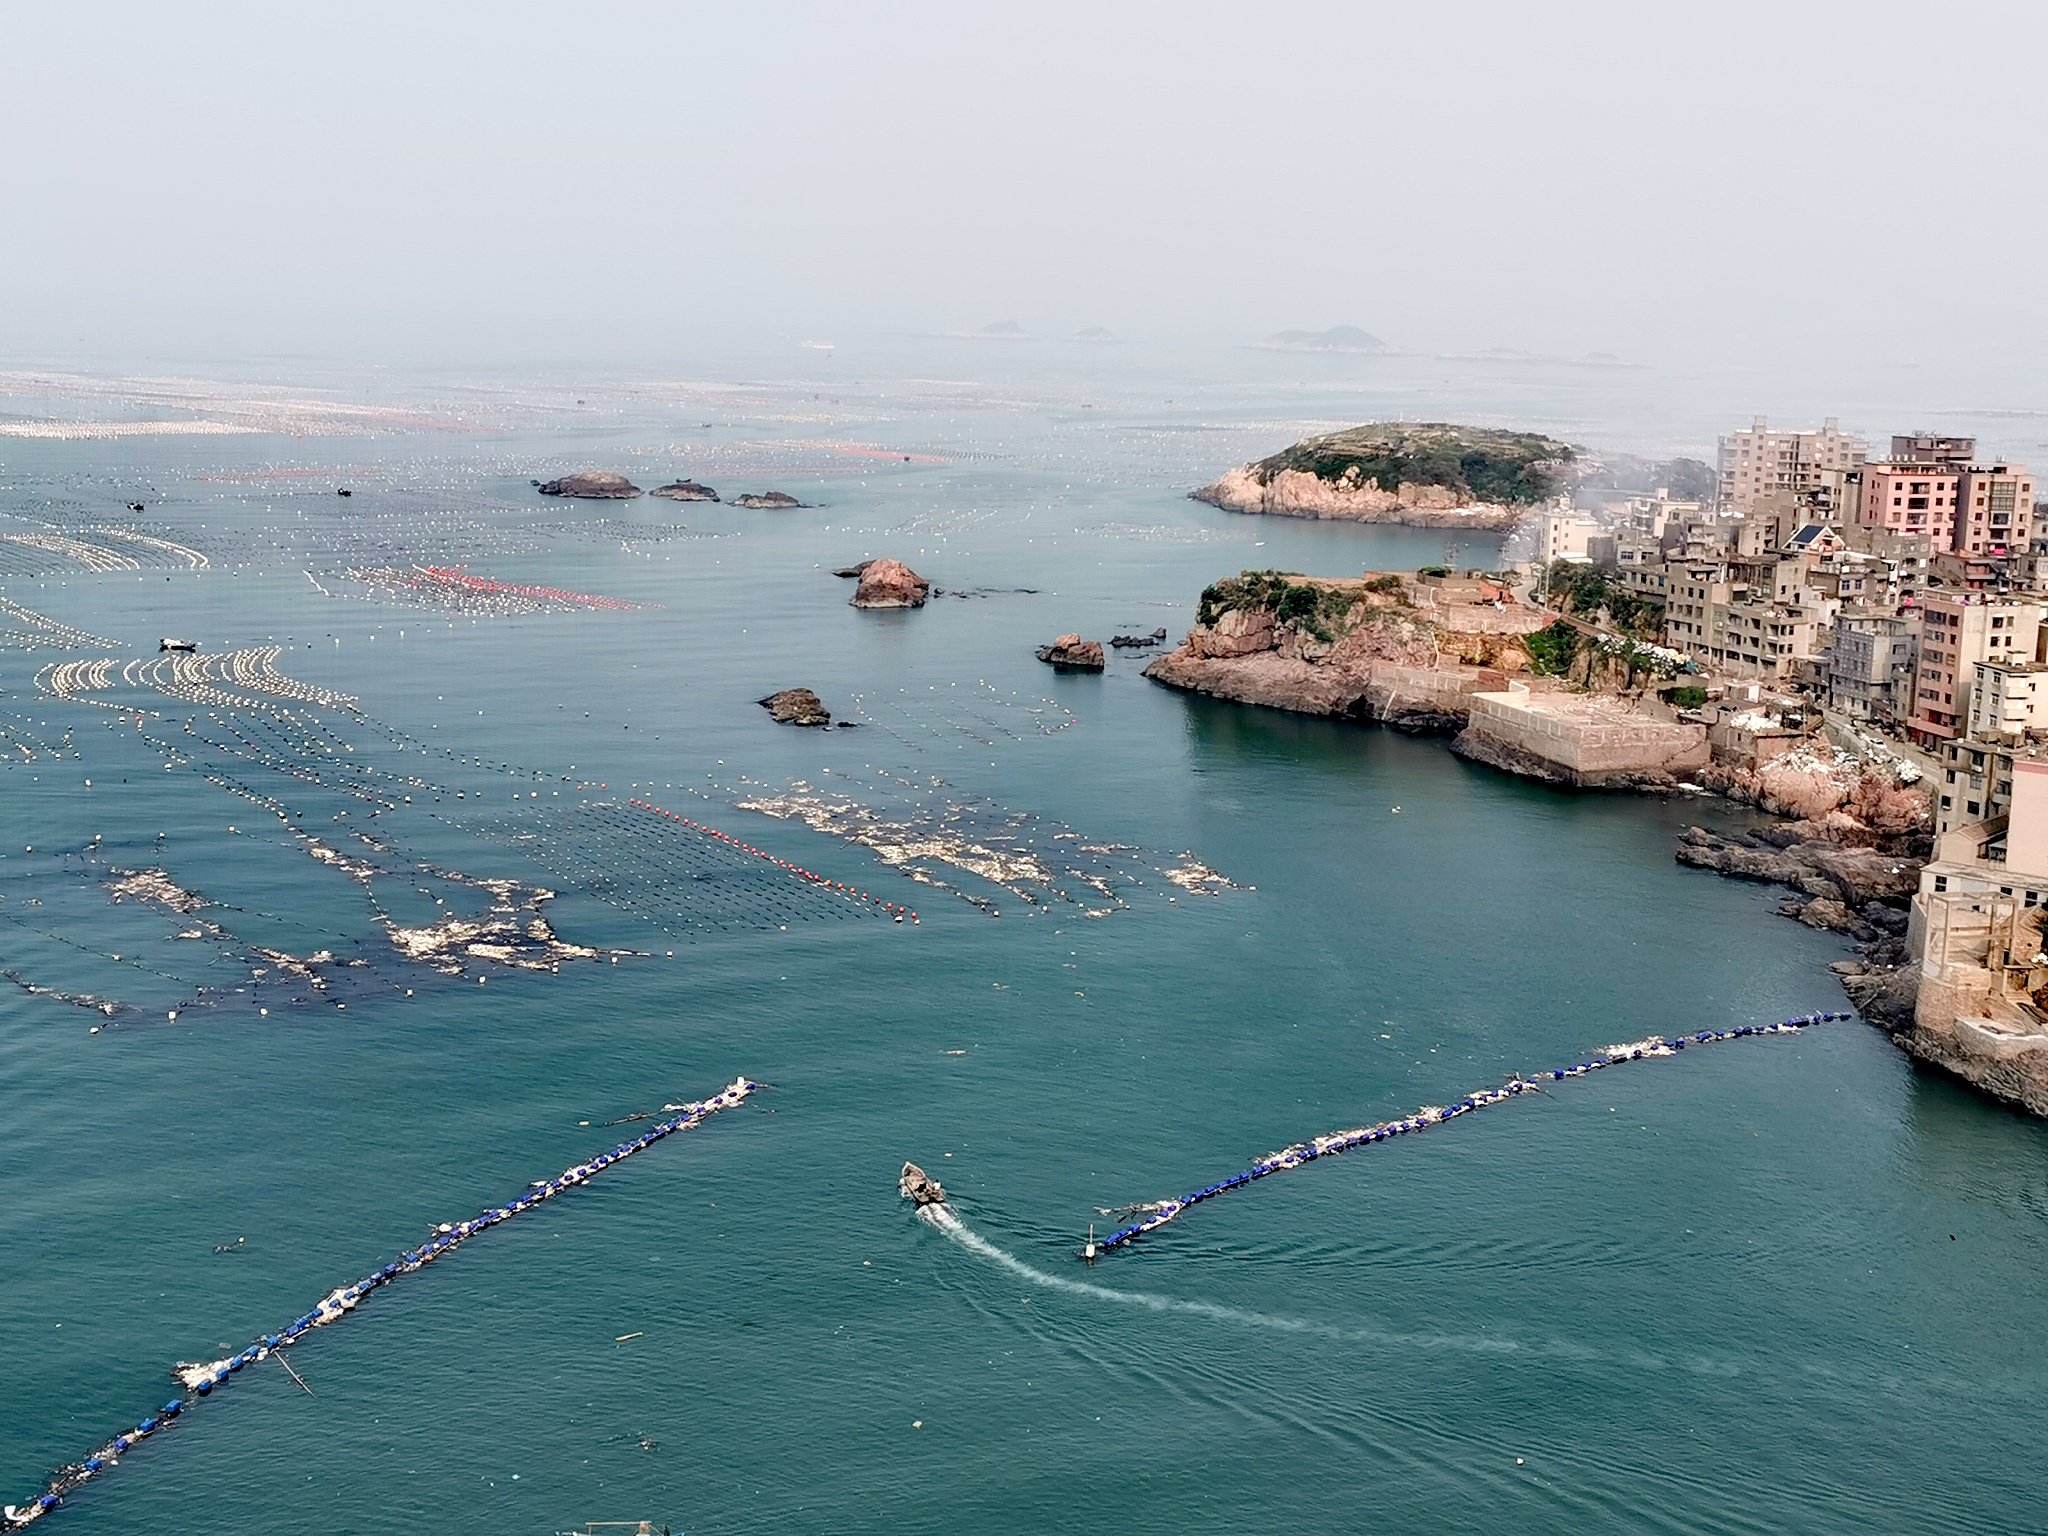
1192 421 1576 529
1258 325 1389 354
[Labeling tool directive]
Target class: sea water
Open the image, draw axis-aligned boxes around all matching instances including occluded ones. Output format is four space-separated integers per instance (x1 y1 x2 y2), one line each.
1 344 2044 1533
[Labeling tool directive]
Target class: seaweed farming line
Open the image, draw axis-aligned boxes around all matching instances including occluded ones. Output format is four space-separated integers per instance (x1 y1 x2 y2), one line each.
37 648 360 716
627 797 916 922
329 564 641 616
0 1078 759 1530
1094 1015 1852 1255
0 596 122 651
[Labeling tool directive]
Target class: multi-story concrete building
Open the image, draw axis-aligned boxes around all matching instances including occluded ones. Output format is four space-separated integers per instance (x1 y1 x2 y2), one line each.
1929 734 2048 836
1661 562 1821 681
1891 433 1976 466
1908 754 2048 1114
1859 462 1965 544
1852 432 2033 555
1537 511 1603 564
1966 659 2048 741
1907 594 2048 746
1954 463 2035 554
1717 416 1866 518
1827 616 1917 725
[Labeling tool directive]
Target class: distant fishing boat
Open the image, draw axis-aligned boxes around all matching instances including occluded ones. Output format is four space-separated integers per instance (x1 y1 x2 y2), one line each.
159 638 197 652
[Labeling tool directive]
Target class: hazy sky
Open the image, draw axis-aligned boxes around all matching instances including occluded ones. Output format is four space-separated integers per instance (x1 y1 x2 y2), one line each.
7 1 2047 383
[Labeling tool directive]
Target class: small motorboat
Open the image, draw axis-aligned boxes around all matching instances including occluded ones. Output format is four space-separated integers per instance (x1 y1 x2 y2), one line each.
159 638 197 652
899 1162 946 1206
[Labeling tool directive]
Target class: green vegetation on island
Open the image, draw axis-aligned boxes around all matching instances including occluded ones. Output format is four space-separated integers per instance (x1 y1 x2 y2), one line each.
1197 569 1407 643
1535 562 1663 639
1251 422 1575 506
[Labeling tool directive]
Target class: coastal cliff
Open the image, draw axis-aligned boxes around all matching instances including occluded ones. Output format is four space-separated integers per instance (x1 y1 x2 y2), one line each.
1142 570 1539 732
1192 422 1575 529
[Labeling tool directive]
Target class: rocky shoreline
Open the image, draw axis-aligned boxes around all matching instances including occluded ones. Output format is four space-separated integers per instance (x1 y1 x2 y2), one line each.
1191 467 1528 528
1190 420 1574 530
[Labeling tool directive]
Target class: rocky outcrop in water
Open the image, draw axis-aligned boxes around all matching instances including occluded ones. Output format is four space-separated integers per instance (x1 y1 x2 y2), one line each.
1192 422 1575 529
1144 571 1537 733
733 491 807 509
537 471 642 499
652 480 720 502
1675 825 1925 915
759 688 831 727
1674 823 1926 1027
1037 634 1105 671
850 558 931 608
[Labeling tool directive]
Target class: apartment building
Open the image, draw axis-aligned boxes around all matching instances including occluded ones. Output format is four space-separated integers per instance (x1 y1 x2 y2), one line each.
1717 416 1866 517
1826 616 1917 725
1907 594 2048 746
1661 564 1821 681
1537 511 1603 564
1954 463 2035 554
1966 659 2048 741
1852 432 2033 555
1929 736 2048 837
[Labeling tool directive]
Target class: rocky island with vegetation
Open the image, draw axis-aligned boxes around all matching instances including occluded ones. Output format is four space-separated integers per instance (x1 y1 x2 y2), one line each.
1192 421 1577 529
1143 568 1544 730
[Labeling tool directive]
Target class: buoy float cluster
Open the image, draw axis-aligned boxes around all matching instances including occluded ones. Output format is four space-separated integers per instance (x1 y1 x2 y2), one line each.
628 798 916 923
1095 1015 1851 1256
0 1078 757 1530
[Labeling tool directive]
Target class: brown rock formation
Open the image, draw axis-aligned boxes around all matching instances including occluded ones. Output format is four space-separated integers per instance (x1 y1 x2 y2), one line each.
851 558 931 608
759 688 831 727
1143 572 1537 733
1194 466 1525 528
733 491 807 509
537 471 642 499
652 480 720 502
1037 634 1105 671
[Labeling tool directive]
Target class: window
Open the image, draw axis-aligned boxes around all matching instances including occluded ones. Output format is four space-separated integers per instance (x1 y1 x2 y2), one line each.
1936 875 1949 891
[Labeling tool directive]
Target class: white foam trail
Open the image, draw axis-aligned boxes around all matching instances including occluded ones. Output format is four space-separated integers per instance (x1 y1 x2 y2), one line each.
918 1204 1321 1336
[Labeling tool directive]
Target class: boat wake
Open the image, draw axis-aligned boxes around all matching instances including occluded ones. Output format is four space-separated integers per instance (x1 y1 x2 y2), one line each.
916 1202 1322 1336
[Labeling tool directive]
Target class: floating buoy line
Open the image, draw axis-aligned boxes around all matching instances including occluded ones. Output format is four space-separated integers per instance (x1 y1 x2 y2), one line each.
0 1078 758 1529
627 797 917 923
1092 1015 1850 1256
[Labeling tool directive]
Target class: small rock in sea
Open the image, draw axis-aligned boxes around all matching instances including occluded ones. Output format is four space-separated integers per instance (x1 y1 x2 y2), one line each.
1110 631 1167 648
759 688 832 727
651 480 720 502
833 561 874 579
851 558 931 608
336 487 353 497
1036 634 1105 671
732 491 807 509
537 470 643 499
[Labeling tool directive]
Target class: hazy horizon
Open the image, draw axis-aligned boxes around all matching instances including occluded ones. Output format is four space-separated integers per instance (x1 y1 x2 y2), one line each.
6 2 2047 405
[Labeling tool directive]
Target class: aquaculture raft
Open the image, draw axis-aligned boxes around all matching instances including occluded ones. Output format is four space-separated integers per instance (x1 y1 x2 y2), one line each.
1094 1015 1850 1255
627 797 916 922
0 1078 758 1529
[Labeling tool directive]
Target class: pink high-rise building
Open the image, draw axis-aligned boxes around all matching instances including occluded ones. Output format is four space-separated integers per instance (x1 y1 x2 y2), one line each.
1855 432 2033 555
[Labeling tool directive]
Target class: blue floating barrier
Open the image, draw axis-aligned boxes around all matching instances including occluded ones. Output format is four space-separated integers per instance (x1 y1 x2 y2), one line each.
85 1460 101 1473
163 1402 182 1416
194 1381 210 1396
